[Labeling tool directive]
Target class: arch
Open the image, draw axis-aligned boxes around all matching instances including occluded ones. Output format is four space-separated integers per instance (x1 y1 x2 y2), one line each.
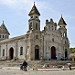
65 49 68 59
9 47 14 60
35 45 39 60
51 46 56 59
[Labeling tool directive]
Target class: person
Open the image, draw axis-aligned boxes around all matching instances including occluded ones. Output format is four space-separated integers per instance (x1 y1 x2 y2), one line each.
43 64 46 68
69 64 71 70
21 61 28 71
67 63 72 70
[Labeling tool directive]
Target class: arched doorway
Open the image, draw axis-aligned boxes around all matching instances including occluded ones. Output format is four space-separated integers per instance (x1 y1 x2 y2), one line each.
51 46 56 59
35 45 39 60
9 47 14 60
65 49 68 59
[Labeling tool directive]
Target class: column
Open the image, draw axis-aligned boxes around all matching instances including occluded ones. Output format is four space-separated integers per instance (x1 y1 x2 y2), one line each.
25 41 27 60
15 41 18 60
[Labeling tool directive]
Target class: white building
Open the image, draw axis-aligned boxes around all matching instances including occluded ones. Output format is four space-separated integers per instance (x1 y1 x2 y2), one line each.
0 3 70 61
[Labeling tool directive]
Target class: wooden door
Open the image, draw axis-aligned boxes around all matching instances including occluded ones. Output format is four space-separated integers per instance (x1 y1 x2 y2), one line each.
51 46 56 59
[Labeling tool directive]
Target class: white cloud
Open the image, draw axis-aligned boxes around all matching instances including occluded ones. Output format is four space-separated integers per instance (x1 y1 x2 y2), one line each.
0 0 34 10
0 0 52 11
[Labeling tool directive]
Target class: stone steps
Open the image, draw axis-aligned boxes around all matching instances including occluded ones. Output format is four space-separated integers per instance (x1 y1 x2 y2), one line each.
28 60 75 68
0 60 75 68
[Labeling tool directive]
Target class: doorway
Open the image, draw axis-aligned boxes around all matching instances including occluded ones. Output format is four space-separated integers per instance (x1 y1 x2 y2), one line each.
65 49 68 59
9 47 14 60
51 46 56 59
35 45 39 60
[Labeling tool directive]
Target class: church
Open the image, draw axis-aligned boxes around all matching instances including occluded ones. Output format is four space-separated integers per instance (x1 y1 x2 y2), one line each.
0 3 70 61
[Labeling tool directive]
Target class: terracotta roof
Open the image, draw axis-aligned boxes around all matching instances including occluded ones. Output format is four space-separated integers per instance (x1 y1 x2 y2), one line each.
70 53 75 57
29 3 40 16
0 35 25 43
58 16 67 25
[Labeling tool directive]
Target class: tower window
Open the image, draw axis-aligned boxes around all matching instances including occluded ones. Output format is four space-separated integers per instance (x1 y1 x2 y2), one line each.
64 33 66 37
31 16 33 18
36 35 38 39
0 35 1 38
20 47 23 55
52 26 53 31
36 16 38 18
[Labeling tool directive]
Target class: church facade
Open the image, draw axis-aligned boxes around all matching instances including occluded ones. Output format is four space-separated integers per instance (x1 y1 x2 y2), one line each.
0 3 70 61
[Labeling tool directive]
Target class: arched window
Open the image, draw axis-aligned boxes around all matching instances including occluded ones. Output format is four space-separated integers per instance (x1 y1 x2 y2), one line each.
31 16 33 18
64 33 66 37
36 23 38 30
52 26 53 31
52 38 54 42
36 35 38 39
20 47 23 55
3 49 5 56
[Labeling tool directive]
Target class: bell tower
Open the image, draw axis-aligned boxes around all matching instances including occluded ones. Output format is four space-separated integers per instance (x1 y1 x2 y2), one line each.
28 2 40 32
58 15 67 38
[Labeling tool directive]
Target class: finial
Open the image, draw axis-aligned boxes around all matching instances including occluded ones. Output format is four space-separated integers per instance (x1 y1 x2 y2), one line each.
2 20 4 24
61 14 62 17
34 2 35 6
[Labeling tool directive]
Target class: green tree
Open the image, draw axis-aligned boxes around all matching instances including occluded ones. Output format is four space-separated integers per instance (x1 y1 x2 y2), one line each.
70 48 75 53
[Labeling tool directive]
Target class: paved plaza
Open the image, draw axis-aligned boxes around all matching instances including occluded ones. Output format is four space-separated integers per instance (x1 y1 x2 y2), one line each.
0 67 75 75
0 60 75 75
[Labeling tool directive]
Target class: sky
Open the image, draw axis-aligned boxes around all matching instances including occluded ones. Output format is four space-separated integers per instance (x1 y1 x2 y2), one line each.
0 0 75 48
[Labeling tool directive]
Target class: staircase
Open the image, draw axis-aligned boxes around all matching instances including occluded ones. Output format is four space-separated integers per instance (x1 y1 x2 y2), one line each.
0 60 75 68
28 60 75 68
